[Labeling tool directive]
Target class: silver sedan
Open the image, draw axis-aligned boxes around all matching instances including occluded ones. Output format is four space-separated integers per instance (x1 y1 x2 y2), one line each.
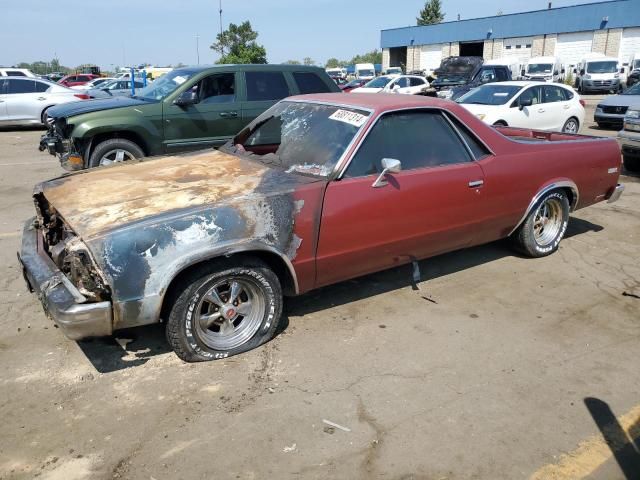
0 77 88 126
87 79 145 99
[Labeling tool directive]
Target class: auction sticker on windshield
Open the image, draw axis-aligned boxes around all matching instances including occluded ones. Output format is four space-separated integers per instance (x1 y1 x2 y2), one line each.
329 109 368 127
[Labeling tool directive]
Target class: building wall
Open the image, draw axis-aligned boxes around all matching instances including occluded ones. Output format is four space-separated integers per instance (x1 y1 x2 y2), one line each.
483 40 494 60
382 48 390 71
543 34 558 56
406 46 421 71
531 36 545 57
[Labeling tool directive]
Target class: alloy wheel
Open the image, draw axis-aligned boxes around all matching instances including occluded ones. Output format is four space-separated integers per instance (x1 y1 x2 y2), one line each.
533 197 563 246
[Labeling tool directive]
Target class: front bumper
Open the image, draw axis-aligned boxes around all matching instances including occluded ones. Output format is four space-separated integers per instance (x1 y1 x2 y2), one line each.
38 131 84 171
582 79 621 91
607 184 625 203
18 218 112 340
594 111 625 126
617 128 640 157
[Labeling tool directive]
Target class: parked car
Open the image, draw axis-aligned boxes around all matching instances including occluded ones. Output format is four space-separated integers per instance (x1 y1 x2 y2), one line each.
457 81 585 133
522 56 565 83
574 55 622 94
340 78 367 92
0 68 36 77
594 82 640 129
352 75 429 95
58 74 100 88
384 67 403 75
19 93 624 362
355 63 376 81
618 107 640 172
70 77 116 90
0 77 89 126
448 64 512 100
39 64 341 169
43 72 66 82
626 68 640 89
87 79 146 98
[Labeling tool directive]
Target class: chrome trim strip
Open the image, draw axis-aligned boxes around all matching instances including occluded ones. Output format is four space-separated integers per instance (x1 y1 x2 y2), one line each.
335 106 497 180
468 180 484 188
607 183 624 204
507 180 580 237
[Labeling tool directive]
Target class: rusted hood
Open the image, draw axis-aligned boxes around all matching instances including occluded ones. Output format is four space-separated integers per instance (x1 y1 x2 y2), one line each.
39 149 320 239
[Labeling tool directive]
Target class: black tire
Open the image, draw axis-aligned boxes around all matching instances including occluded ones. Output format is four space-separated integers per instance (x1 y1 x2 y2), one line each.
596 122 605 129
41 106 53 125
511 190 570 258
88 138 144 168
493 120 508 127
623 154 640 173
562 117 580 134
165 258 283 362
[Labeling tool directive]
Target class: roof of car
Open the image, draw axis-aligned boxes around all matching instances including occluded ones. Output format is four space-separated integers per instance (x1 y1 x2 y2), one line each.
173 64 327 74
475 81 571 88
287 92 456 112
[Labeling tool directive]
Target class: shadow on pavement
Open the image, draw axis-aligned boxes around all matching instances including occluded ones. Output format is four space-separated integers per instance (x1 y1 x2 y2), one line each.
584 397 640 479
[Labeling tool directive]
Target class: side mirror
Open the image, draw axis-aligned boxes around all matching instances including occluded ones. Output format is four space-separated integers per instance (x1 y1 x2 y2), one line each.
580 69 586 76
372 158 401 188
173 90 199 107
561 68 566 74
554 70 559 76
521 69 526 77
519 97 533 110
573 68 577 74
620 68 625 73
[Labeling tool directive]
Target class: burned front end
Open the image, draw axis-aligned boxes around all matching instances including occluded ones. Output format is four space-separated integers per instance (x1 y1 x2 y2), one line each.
38 116 86 171
18 189 112 340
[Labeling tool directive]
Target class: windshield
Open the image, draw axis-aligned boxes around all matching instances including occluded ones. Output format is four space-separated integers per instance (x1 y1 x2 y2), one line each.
527 63 553 74
359 69 374 77
364 76 393 88
98 80 118 89
633 60 640 70
387 68 402 74
222 101 370 178
456 84 522 105
134 68 199 100
623 83 640 95
587 61 618 74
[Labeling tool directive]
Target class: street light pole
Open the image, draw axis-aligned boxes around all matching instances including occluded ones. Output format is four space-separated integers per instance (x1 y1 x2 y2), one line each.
195 34 200 65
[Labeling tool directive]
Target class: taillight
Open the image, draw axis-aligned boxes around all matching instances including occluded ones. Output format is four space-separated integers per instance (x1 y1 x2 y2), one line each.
74 94 90 100
579 99 586 107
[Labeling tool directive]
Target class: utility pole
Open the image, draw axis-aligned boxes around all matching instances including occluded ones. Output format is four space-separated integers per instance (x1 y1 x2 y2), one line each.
219 0 224 55
195 34 200 65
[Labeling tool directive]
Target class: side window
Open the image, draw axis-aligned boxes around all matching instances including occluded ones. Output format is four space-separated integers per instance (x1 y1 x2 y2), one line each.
196 73 236 104
79 76 91 82
344 110 471 178
479 68 496 83
245 71 289 101
561 88 574 101
543 86 566 103
496 68 509 81
513 86 541 107
33 81 50 93
7 79 36 94
6 70 27 77
395 77 410 88
409 77 425 87
445 113 491 160
292 72 331 94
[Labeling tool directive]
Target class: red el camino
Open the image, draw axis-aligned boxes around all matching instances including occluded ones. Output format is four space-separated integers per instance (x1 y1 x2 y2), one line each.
20 93 624 361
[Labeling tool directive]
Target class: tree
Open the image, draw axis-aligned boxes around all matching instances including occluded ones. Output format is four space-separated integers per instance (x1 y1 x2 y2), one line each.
325 58 342 68
417 0 445 26
283 60 301 64
350 50 382 65
210 21 267 64
303 57 315 66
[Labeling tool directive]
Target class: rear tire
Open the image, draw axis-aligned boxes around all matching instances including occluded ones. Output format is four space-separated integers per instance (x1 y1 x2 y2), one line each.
511 190 570 258
623 154 640 173
41 107 52 126
88 138 144 168
493 121 508 127
562 117 580 134
165 259 283 362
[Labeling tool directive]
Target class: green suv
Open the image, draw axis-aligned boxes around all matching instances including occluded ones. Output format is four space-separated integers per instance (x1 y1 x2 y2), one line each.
39 64 341 170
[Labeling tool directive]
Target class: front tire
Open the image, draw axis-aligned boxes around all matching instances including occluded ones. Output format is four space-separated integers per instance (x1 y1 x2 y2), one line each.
562 117 580 134
165 259 283 362
88 138 144 168
511 190 570 258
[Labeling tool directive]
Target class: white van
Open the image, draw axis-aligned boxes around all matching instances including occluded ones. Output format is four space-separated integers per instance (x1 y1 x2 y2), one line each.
621 52 640 86
355 63 375 81
575 54 622 94
522 56 564 82
485 58 523 80
325 67 347 79
0 68 36 78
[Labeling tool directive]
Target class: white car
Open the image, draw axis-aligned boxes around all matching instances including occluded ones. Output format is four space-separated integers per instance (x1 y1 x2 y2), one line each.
71 77 116 90
0 77 88 126
352 75 429 95
457 81 585 134
0 68 36 78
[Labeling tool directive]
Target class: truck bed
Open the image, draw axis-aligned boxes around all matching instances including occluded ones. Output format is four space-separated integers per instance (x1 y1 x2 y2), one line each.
494 125 600 143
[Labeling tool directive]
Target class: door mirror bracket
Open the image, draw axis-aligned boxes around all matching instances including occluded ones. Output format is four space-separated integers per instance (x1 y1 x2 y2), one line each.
173 90 199 107
372 158 402 188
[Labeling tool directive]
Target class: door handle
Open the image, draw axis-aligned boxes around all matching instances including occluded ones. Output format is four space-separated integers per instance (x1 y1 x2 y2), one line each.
537 108 545 113
219 111 238 118
468 180 484 188
37 97 47 101
563 105 570 109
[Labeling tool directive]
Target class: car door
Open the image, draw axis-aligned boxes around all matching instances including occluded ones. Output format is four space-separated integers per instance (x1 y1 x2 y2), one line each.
4 79 42 122
163 71 244 152
408 76 428 94
0 79 8 121
542 85 571 131
240 70 292 126
505 85 544 129
315 109 487 287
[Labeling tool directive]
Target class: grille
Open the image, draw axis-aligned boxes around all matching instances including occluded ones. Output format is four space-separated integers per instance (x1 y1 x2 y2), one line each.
602 105 628 115
592 80 613 87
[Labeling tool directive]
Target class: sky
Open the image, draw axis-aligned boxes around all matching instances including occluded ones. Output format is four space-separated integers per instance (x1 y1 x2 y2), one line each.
1 0 608 70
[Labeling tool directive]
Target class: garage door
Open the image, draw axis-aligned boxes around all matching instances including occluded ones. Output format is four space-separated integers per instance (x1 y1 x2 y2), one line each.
420 44 442 72
502 37 534 60
555 31 594 66
619 27 640 62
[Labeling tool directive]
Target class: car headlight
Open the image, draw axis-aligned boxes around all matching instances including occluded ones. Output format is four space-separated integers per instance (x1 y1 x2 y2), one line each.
476 114 486 120
626 110 640 119
584 74 591 80
596 107 603 113
614 73 620 79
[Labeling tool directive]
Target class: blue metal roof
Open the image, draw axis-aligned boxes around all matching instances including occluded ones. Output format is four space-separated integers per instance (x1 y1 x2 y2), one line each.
381 0 640 48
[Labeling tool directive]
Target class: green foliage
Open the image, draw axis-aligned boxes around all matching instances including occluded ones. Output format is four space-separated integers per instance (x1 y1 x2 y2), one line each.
417 0 445 26
210 21 267 64
350 49 382 65
15 59 70 75
564 71 575 87
325 58 342 68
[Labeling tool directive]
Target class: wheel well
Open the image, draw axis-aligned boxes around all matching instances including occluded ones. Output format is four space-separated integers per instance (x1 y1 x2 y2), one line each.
493 120 508 126
159 251 297 321
559 186 577 210
88 131 149 158
41 105 55 123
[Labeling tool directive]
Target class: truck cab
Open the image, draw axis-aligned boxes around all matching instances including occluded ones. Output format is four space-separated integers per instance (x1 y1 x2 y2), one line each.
522 56 564 83
355 63 375 81
575 54 622 94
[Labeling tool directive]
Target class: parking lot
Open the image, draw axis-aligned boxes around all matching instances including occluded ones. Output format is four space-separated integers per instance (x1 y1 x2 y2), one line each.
0 95 638 479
